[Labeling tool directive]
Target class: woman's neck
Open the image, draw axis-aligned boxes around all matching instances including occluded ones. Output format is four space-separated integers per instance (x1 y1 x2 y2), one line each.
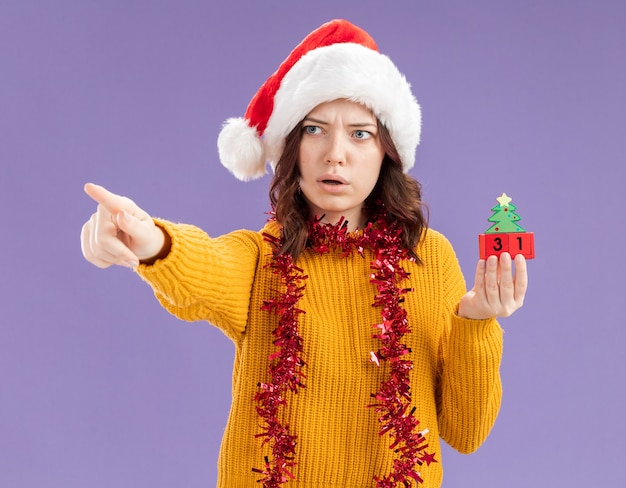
310 211 366 232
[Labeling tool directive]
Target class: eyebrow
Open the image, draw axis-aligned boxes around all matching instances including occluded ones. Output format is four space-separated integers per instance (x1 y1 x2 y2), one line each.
302 116 378 129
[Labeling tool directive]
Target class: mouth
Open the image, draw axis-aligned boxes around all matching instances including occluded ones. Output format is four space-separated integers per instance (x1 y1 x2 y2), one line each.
318 175 348 185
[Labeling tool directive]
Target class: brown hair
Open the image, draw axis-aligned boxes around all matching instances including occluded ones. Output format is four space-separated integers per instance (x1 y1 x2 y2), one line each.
269 120 428 262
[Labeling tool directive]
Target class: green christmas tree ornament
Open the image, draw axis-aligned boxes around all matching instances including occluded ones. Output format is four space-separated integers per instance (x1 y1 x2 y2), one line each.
478 193 535 259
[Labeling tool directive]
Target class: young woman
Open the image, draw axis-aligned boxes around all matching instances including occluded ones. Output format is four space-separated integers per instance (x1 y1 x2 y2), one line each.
81 20 527 488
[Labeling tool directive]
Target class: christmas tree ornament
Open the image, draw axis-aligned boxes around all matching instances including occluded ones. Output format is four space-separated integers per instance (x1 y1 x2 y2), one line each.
478 193 535 259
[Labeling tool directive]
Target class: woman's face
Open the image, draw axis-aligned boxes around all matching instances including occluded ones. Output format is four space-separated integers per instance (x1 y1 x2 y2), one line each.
297 99 384 230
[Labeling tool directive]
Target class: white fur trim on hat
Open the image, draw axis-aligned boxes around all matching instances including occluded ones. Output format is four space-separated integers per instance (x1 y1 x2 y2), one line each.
264 43 422 172
217 117 267 181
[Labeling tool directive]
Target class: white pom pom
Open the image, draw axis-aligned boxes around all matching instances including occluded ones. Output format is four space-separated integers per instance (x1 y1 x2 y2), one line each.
217 117 267 181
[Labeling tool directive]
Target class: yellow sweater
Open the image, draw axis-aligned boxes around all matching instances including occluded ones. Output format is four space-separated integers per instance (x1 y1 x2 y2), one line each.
137 219 503 488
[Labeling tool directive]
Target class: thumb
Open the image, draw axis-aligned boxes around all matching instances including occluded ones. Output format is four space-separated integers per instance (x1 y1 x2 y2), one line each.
115 210 165 261
115 210 145 236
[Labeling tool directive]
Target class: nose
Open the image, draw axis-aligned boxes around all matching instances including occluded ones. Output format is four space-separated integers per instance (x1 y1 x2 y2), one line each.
325 132 346 166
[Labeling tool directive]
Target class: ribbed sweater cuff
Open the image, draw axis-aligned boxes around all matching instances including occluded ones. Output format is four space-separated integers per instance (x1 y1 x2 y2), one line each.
135 219 211 304
450 315 501 343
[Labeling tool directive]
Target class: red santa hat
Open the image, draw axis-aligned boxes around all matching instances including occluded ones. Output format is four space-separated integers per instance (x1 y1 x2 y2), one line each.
217 19 422 181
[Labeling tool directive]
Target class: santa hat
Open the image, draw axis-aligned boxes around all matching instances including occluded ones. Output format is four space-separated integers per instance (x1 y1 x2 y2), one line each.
217 19 422 181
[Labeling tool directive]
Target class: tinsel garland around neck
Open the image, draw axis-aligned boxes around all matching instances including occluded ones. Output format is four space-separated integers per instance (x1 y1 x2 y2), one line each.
254 212 437 487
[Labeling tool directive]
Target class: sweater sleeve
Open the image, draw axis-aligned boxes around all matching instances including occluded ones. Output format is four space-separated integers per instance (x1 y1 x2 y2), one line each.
135 219 262 342
435 235 503 454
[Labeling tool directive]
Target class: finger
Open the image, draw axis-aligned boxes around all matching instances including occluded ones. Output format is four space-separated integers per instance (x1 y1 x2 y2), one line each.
81 219 116 268
91 230 139 267
90 213 139 267
90 237 139 268
81 220 108 268
498 252 515 307
115 209 151 240
472 258 487 298
513 254 528 305
92 200 119 237
484 255 500 307
84 183 135 215
84 247 116 268
89 230 132 264
85 215 126 266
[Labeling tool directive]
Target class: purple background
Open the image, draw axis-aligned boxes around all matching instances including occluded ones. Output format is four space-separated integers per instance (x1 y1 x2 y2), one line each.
2 1 625 486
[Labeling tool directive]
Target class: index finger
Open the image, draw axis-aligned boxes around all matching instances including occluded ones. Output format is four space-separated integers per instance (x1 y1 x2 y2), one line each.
84 183 132 213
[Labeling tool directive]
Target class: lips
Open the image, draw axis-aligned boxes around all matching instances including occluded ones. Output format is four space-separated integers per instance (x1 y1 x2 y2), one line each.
318 174 348 185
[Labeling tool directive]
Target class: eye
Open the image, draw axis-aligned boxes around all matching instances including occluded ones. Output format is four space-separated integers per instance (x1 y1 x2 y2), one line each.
303 125 322 135
353 130 372 140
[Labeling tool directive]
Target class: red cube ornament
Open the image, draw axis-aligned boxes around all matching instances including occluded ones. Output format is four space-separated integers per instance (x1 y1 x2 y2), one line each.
478 193 535 259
